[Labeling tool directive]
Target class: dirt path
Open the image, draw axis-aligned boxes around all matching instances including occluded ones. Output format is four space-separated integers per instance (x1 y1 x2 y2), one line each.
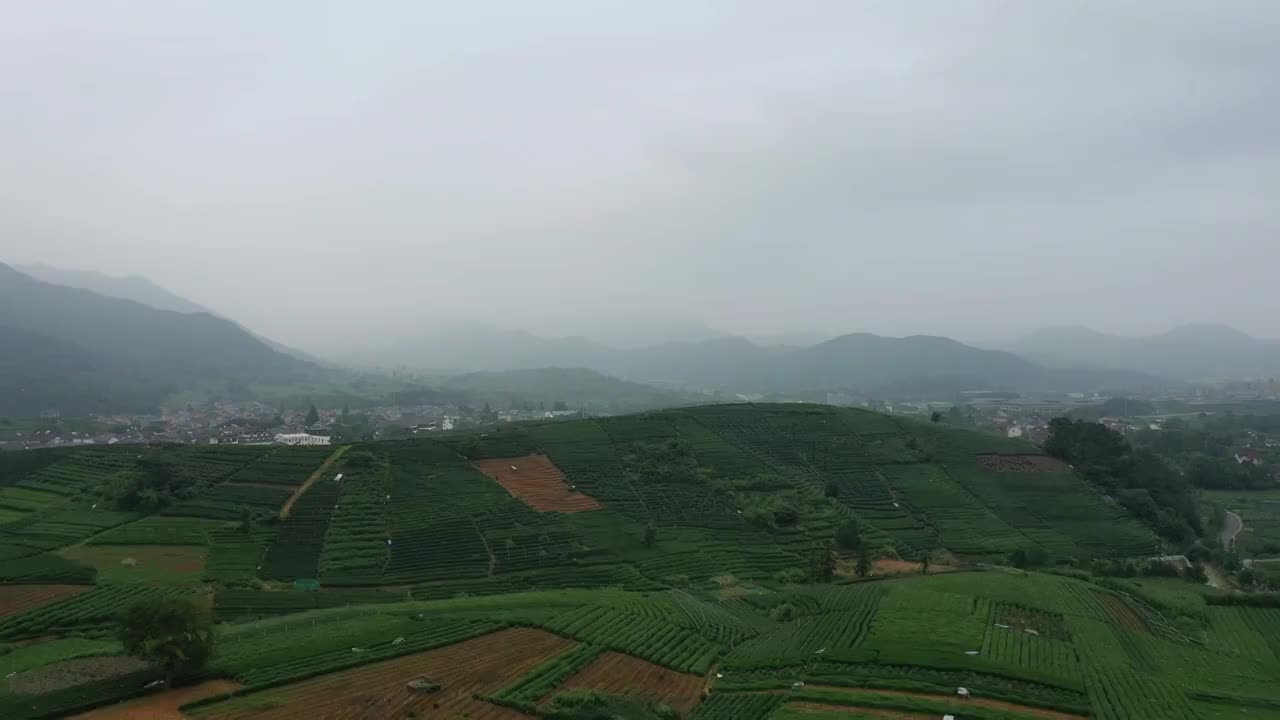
803 686 1089 720
279 445 348 519
1220 510 1243 551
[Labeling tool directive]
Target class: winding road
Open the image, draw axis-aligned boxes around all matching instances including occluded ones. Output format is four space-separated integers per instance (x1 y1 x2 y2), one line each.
1220 510 1243 551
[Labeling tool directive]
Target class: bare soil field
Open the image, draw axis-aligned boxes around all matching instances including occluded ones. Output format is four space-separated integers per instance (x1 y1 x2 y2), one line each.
0 584 89 619
977 455 1067 473
472 454 602 513
191 627 575 720
72 679 242 720
8 655 151 695
547 650 704 715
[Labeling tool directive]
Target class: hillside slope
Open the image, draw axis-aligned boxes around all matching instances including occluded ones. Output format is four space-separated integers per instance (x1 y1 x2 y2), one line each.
0 404 1266 720
0 263 328 415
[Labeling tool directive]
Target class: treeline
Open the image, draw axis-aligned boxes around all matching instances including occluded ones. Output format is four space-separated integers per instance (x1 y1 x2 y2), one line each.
1130 415 1277 490
1045 418 1201 543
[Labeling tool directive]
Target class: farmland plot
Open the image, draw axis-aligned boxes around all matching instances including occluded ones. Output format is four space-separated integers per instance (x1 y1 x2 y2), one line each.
472 454 602 513
551 650 705 716
190 627 575 720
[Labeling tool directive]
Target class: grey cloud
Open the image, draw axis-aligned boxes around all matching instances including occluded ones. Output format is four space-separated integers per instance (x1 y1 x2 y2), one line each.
1 1 1277 354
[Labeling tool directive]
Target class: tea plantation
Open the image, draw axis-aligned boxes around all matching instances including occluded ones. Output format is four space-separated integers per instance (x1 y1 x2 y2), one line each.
0 403 1276 719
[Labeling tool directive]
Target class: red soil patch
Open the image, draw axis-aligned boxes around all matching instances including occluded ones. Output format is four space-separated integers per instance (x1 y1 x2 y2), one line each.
472 455 602 513
71 679 242 719
193 627 574 720
0 584 89 619
977 454 1067 473
547 651 704 716
804 686 1089 720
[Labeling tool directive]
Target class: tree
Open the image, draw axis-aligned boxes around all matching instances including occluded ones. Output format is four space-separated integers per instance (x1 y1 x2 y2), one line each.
341 402 350 417
1184 563 1208 584
855 547 872 578
930 411 943 423
1008 548 1029 569
643 522 657 548
920 552 930 574
305 404 319 427
239 505 254 534
835 519 862 550
118 597 214 685
824 480 841 499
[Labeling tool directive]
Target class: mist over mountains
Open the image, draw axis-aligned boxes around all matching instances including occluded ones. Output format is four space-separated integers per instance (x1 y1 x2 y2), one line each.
8 261 1279 417
1013 325 1280 383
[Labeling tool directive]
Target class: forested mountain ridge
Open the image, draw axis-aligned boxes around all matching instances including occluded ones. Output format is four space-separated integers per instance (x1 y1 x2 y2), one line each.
0 263 327 415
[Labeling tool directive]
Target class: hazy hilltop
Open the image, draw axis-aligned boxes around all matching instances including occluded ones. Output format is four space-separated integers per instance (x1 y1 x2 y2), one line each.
1014 324 1280 382
357 325 1160 397
15 263 210 314
0 263 326 415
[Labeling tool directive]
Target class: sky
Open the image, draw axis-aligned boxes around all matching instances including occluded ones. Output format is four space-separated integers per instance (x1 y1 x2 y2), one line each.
2 1 1279 354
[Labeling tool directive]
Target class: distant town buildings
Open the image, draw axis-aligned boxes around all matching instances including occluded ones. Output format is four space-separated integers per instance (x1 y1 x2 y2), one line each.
274 432 331 446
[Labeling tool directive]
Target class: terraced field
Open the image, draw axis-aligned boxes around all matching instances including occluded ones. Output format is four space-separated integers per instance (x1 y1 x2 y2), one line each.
0 403 1268 719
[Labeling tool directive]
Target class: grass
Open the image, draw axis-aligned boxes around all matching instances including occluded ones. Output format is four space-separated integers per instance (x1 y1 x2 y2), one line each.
59 545 208 585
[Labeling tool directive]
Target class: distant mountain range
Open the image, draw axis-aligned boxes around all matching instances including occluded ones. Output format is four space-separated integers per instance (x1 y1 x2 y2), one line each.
0 263 329 416
1012 324 1280 382
359 326 1165 397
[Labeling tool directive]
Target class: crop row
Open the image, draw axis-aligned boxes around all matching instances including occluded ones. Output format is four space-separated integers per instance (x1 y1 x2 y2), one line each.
318 459 390 583
164 483 294 521
204 527 275 583
89 516 225 546
227 446 333 485
487 642 604 710
213 588 403 621
230 618 502 688
0 584 189 640
542 604 720 673
260 479 340 581
688 693 783 720
0 552 96 584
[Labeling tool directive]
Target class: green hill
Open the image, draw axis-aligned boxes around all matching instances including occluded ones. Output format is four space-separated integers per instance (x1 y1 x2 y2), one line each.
0 404 1272 720
0 262 330 415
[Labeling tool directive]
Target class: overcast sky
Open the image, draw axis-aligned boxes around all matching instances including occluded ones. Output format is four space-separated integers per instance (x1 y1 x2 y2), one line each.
2 1 1278 352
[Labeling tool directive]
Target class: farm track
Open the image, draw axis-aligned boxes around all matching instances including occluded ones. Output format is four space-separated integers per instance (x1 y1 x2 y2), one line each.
280 446 349 520
801 686 1090 720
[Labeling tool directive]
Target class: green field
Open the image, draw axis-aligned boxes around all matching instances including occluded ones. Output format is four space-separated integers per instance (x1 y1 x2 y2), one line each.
0 403 1270 719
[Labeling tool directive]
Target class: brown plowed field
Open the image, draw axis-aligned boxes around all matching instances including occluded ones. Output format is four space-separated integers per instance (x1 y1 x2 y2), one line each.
72 679 242 719
548 651 704 716
977 454 1067 473
472 455 602 513
0 584 89 619
191 627 574 720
